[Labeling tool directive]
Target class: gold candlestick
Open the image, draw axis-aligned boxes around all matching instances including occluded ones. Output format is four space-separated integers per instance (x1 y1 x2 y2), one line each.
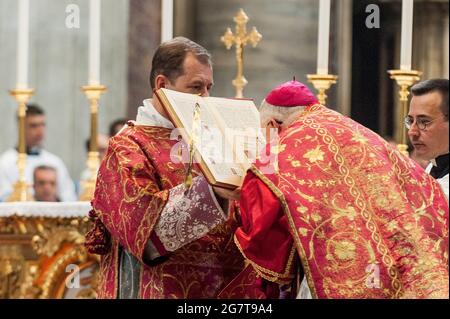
307 74 338 106
221 8 262 98
79 85 107 201
7 88 35 202
388 69 421 155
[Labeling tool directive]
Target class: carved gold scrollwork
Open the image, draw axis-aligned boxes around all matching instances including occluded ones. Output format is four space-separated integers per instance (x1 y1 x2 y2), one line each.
32 228 85 257
38 245 90 299
0 245 40 298
0 246 23 298
0 215 98 299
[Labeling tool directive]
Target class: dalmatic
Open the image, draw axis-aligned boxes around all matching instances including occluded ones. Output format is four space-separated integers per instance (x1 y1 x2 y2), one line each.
86 124 245 298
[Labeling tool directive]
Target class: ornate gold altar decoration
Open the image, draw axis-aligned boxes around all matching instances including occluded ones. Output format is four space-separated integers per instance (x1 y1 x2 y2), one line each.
0 215 99 299
7 89 35 202
307 74 338 106
388 69 421 155
221 8 262 98
79 85 107 201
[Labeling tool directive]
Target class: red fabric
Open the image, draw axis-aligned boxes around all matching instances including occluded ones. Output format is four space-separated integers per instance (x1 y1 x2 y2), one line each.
217 264 280 299
235 172 294 281
90 128 168 265
85 208 111 255
235 104 449 299
223 173 296 298
265 80 318 107
87 125 246 299
148 232 167 258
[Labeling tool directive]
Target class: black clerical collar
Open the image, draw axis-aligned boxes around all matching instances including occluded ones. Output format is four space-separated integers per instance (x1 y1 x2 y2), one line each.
430 153 449 179
433 153 449 168
16 146 42 156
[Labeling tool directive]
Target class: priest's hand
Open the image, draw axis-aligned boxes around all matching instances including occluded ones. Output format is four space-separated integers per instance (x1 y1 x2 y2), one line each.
212 186 241 201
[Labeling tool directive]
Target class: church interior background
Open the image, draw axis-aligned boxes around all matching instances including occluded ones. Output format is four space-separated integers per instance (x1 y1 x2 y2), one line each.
0 0 448 298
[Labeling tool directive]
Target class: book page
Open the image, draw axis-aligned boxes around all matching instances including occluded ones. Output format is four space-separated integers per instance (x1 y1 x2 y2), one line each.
161 89 203 132
157 89 262 188
206 97 260 130
205 97 263 163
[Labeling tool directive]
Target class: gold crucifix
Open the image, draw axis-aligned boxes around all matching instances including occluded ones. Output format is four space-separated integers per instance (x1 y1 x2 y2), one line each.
221 9 262 98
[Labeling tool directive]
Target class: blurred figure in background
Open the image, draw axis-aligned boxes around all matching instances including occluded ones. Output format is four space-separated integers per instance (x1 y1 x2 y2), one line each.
109 118 128 137
33 165 59 202
0 104 76 202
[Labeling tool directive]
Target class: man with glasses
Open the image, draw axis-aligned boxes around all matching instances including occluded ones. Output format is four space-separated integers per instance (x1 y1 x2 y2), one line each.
407 79 449 198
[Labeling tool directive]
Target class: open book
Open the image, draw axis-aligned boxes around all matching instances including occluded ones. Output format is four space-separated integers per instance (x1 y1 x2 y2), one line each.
155 88 264 189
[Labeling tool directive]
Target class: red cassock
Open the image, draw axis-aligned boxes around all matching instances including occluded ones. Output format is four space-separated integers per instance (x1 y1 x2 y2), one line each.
85 124 247 298
232 104 449 299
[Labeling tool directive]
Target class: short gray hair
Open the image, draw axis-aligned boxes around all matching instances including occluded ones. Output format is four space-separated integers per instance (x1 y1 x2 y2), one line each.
259 99 305 127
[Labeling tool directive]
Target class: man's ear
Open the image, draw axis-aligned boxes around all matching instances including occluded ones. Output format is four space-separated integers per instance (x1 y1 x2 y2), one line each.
267 119 282 132
155 75 168 90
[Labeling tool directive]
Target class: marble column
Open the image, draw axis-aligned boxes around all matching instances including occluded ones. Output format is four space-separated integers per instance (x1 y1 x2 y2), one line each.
413 1 449 79
127 0 161 118
174 0 197 39
335 0 353 116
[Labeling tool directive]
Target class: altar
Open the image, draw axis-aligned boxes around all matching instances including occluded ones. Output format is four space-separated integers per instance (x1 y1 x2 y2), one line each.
0 202 99 299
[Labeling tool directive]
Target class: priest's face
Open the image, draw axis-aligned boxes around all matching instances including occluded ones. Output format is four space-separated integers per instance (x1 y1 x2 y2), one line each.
166 53 214 97
25 114 46 148
408 91 449 161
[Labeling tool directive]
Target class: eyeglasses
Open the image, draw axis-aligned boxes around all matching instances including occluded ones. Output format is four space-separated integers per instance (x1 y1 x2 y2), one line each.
404 115 447 131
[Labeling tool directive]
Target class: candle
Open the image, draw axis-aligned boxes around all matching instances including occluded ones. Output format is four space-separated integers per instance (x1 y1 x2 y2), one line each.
89 0 101 85
16 0 29 89
161 0 173 43
317 0 331 75
400 0 414 71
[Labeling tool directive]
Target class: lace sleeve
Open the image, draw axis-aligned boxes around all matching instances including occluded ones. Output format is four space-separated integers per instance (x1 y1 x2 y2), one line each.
144 176 227 259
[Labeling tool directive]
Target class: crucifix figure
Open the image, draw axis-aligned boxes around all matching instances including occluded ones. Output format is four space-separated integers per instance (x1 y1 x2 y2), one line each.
221 9 262 98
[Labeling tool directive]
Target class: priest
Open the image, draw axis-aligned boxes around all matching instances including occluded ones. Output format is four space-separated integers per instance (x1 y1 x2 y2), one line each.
85 37 247 299
230 80 449 299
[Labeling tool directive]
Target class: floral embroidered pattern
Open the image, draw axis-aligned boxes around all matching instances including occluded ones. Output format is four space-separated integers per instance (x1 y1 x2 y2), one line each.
303 145 325 163
92 125 244 298
154 176 227 252
249 104 449 299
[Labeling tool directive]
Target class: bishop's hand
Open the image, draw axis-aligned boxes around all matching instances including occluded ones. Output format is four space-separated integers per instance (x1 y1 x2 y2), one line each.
212 186 241 201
